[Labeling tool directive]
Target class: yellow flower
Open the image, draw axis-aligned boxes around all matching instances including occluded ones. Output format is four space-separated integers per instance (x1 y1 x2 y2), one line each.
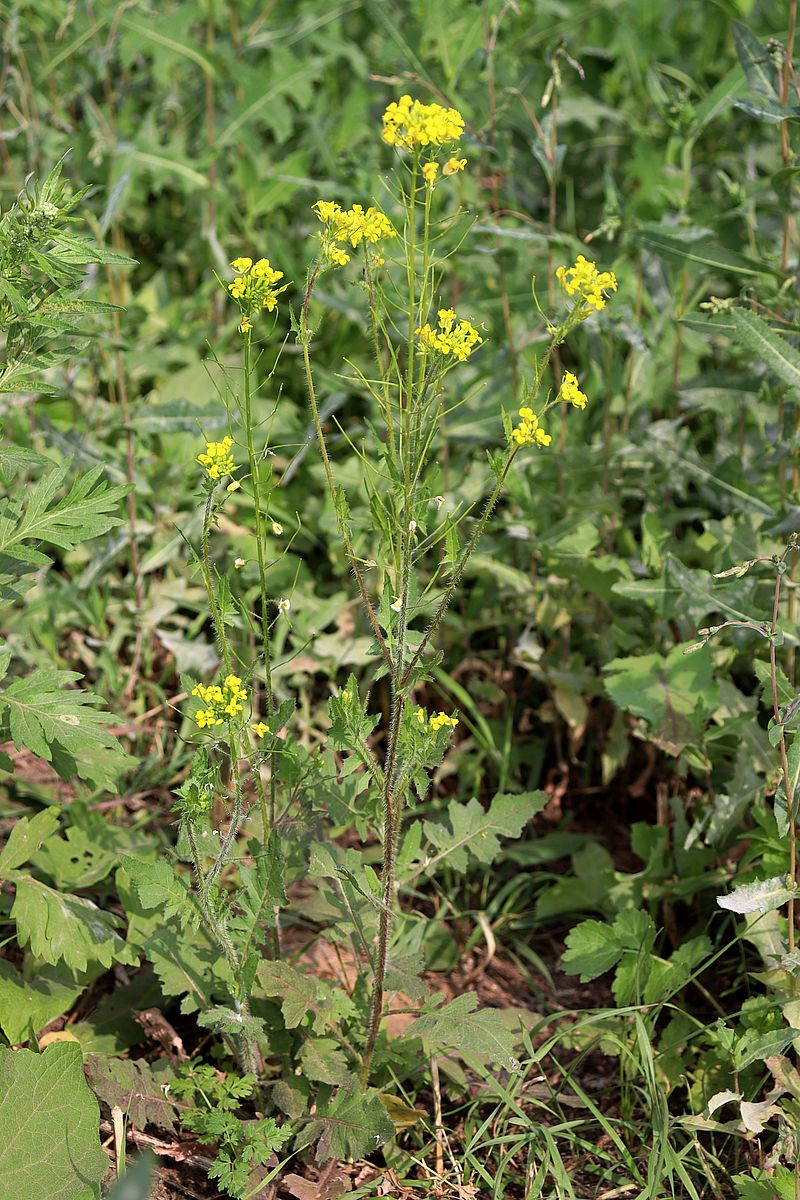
443 157 467 175
381 94 465 150
556 255 617 313
413 707 426 724
227 479 241 492
198 435 235 480
314 200 396 266
559 371 587 409
510 407 551 449
422 161 439 184
193 674 249 729
234 557 246 569
390 596 403 612
429 711 459 732
271 521 283 535
417 308 482 362
252 721 271 738
328 246 350 268
226 256 287 327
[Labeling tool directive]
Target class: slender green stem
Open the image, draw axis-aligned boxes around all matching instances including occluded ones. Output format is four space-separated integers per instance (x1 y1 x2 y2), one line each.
364 247 396 467
242 331 276 838
201 491 232 674
300 280 393 673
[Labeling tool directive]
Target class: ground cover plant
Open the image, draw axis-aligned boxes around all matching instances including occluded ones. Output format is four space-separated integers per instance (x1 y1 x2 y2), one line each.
3 1 800 1197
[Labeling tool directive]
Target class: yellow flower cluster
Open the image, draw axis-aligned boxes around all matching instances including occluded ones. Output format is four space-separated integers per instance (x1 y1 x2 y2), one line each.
192 675 248 729
559 371 587 409
556 255 618 312
413 707 459 733
198 435 234 480
422 157 467 186
228 256 287 332
252 721 271 738
313 200 396 267
511 407 552 448
416 308 482 362
382 95 465 150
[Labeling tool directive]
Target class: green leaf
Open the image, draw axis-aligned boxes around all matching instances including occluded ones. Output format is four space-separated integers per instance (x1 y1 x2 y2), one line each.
0 959 86 1044
0 1043 107 1200
0 461 129 555
732 21 779 99
406 992 517 1066
0 805 61 874
144 928 216 1015
120 856 195 924
604 643 719 755
300 1038 351 1086
231 833 286 950
638 227 778 277
0 668 134 790
420 791 548 874
295 1080 394 1162
735 1028 800 1071
730 309 800 389
717 875 795 915
12 876 138 972
562 919 622 982
85 1054 183 1133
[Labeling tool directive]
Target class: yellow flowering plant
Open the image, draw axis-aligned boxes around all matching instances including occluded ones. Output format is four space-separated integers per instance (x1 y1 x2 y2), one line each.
149 92 617 1145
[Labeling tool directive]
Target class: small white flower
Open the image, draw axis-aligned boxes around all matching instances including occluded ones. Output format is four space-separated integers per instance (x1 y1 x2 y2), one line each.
365 559 377 569
390 596 402 612
408 520 417 534
234 557 246 569
278 597 291 615
431 495 445 509
272 521 283 535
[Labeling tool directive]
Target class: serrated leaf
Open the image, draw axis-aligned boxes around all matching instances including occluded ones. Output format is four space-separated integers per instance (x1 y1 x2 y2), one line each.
295 1081 394 1162
0 460 129 554
421 791 547 874
120 856 195 924
562 919 622 981
730 308 800 390
0 1043 108 1200
406 992 517 1066
85 1054 183 1133
144 928 216 1015
0 805 61 874
300 1038 350 1085
718 875 795 914
11 876 138 972
0 959 85 1044
0 668 134 790
735 1028 800 1071
196 1006 267 1042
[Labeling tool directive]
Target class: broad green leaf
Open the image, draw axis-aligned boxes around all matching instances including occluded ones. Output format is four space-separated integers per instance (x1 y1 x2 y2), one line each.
12 876 137 972
406 992 517 1066
85 1054 183 1133
562 919 622 982
0 959 85 1044
300 1038 350 1086
0 805 61 874
0 1043 107 1200
144 928 216 1015
230 833 286 952
420 791 548 875
735 1027 800 1071
120 856 195 924
604 643 719 756
295 1081 394 1162
730 309 800 390
0 668 134 790
717 875 795 915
